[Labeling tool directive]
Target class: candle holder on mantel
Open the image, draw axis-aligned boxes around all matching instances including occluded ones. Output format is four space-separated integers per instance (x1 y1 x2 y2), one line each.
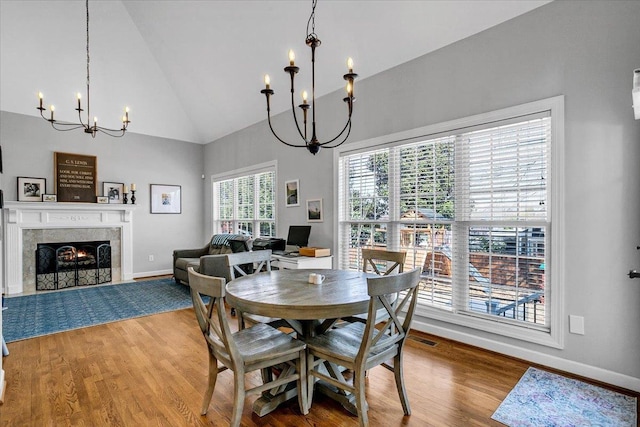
123 192 128 204
130 190 136 205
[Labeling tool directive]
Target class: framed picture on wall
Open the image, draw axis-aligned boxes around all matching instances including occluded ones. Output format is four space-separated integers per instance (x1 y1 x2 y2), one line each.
103 182 124 204
306 198 323 222
285 179 299 207
17 177 46 202
150 184 181 214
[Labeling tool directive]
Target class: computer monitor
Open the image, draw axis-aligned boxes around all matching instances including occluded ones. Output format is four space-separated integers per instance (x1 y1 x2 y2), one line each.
286 225 311 250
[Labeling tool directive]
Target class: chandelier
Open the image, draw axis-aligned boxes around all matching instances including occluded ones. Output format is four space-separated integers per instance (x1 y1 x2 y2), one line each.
260 0 357 155
37 0 130 138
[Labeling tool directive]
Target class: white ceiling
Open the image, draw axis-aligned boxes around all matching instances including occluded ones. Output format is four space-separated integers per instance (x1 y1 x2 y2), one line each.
1 0 551 144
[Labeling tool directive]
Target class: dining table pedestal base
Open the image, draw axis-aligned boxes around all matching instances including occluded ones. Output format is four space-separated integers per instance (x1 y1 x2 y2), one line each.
252 383 298 416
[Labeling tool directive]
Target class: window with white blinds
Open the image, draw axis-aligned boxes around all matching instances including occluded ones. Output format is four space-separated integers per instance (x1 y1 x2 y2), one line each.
338 100 560 341
213 164 276 238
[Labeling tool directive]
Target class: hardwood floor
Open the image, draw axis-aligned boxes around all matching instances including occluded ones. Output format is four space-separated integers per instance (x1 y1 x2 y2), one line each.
1 305 637 426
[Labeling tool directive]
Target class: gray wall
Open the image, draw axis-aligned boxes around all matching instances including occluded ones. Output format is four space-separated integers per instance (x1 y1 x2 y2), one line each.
204 1 640 388
0 111 205 277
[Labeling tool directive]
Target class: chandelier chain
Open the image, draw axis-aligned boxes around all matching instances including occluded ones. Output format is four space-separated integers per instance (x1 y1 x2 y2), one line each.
306 0 317 38
85 0 90 119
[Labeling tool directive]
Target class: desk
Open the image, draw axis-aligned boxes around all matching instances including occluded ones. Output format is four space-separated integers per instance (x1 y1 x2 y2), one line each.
226 269 371 415
271 254 333 270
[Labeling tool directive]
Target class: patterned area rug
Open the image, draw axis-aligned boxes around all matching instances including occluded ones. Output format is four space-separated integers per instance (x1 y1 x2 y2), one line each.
492 367 637 426
2 278 192 343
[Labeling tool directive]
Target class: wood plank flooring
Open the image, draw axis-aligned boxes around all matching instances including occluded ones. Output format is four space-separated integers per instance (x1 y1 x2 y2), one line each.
1 304 637 426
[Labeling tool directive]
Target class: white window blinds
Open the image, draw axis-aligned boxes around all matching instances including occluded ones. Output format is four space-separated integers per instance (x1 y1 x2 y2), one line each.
338 109 552 334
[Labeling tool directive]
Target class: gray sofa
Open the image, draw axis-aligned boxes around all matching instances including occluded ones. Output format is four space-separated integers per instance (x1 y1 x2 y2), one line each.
173 234 248 285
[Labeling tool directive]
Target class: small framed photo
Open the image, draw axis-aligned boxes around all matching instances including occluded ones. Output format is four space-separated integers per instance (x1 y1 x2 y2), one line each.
306 198 323 222
285 179 300 207
42 194 57 203
103 182 124 204
17 177 46 202
151 184 181 214
97 196 109 204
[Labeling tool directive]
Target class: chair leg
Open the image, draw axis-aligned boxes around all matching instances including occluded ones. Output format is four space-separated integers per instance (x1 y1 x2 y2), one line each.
354 368 369 427
236 311 246 330
307 353 316 406
201 352 219 415
393 352 411 416
230 371 246 427
297 349 309 415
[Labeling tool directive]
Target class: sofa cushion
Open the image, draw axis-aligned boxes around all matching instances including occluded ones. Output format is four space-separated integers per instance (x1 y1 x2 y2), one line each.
208 245 233 255
175 257 201 271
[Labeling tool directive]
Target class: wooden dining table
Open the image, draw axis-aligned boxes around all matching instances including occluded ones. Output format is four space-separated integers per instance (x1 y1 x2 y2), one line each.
225 268 373 416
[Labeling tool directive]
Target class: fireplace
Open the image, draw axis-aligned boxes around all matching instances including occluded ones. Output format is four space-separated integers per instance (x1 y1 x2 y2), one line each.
2 202 135 295
36 241 112 290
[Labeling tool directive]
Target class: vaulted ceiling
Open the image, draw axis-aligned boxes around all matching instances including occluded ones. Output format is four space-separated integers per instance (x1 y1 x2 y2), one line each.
0 1 551 144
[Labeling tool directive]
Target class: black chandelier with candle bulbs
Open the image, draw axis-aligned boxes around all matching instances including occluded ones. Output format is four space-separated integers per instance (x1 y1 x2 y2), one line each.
260 0 357 155
37 0 130 138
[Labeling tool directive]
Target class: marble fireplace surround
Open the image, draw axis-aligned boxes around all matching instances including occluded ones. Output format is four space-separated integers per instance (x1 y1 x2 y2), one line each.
3 202 135 295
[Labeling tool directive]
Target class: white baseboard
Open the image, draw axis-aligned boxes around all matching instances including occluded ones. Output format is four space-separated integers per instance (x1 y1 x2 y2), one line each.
411 318 640 393
133 269 172 279
0 369 5 405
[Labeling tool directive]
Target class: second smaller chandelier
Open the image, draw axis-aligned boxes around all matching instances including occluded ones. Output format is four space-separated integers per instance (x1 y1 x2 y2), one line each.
261 0 357 155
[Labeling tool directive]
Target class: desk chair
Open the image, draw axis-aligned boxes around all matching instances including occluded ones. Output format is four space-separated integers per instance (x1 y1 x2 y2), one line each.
305 268 421 427
187 267 308 425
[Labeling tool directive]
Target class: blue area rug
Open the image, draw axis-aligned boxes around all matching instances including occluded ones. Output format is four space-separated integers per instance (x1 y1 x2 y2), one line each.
492 367 637 426
2 278 192 343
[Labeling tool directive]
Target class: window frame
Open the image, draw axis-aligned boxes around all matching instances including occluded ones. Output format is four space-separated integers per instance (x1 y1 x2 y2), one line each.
334 97 564 348
211 160 277 238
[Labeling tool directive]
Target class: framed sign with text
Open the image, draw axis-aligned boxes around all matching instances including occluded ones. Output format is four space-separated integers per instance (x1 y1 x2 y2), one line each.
54 152 97 202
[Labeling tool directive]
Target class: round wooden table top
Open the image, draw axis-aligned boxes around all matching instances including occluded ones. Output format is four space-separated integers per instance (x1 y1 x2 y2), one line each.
225 269 372 321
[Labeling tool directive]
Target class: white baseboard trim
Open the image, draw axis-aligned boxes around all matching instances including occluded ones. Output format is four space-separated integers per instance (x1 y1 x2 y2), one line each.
132 269 172 279
0 369 5 405
411 319 640 393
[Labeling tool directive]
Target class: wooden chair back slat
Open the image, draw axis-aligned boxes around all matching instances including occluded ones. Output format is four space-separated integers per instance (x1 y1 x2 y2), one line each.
361 248 407 276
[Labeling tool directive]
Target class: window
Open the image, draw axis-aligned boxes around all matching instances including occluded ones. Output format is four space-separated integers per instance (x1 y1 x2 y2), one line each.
213 162 276 238
337 97 563 347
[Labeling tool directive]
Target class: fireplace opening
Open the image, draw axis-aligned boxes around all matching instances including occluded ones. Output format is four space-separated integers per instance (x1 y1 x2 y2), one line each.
36 241 112 290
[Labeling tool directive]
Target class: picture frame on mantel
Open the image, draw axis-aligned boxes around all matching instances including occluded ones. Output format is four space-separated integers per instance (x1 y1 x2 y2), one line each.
103 182 124 204
54 152 97 202
17 176 46 202
150 184 181 214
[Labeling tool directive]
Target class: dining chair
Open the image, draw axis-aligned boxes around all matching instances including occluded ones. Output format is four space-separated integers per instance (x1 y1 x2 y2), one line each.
225 250 287 330
305 268 421 427
361 248 407 276
344 248 407 324
187 267 308 426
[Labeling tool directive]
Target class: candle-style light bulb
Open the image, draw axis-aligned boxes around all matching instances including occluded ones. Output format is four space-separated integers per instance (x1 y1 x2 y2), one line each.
302 90 308 103
288 49 295 66
93 116 98 127
264 74 271 89
124 106 129 122
39 92 44 109
347 57 354 72
77 92 82 109
50 105 55 120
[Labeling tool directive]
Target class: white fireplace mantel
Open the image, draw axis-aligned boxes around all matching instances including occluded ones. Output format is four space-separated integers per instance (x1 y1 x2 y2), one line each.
2 201 136 295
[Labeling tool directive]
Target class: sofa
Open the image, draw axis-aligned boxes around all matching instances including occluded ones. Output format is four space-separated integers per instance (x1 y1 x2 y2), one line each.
173 234 248 285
